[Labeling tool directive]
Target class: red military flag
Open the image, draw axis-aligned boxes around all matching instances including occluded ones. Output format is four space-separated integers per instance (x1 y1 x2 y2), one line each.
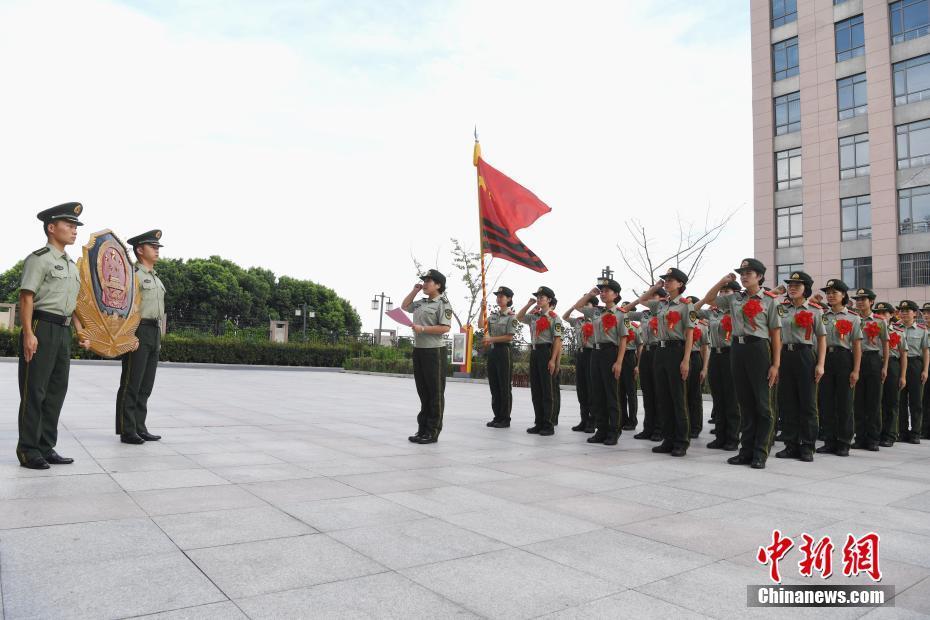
474 149 551 272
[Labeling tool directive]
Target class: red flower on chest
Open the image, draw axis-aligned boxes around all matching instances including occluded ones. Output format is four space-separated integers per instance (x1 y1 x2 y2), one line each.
649 316 659 336
889 331 901 349
721 315 732 341
535 315 550 337
666 311 681 331
581 322 594 344
835 318 853 340
863 321 880 343
795 310 814 340
693 326 702 343
601 313 618 333
742 298 764 330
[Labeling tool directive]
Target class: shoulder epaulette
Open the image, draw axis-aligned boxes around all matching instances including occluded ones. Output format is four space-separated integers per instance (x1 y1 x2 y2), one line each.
32 247 50 256
764 290 779 298
809 301 823 310
919 324 928 330
548 311 557 318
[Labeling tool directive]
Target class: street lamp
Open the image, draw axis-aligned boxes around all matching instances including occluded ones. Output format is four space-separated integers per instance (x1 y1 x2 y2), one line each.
371 292 393 335
295 303 315 341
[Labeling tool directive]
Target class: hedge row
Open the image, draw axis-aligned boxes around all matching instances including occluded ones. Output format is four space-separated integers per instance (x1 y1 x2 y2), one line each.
0 328 368 367
344 356 579 386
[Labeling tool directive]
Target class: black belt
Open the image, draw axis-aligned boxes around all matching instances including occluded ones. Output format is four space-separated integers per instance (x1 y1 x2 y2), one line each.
658 340 684 348
531 343 552 350
33 310 71 326
862 350 880 356
782 343 812 351
733 335 764 344
711 346 730 354
643 344 657 351
139 318 160 327
827 346 851 353
908 356 921 361
594 342 618 350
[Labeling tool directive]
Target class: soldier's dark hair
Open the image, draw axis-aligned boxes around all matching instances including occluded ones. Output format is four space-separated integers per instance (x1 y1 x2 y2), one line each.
803 284 812 299
42 220 53 237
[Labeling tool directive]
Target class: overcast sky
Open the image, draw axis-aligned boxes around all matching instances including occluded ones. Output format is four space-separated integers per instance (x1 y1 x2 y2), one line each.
0 0 753 333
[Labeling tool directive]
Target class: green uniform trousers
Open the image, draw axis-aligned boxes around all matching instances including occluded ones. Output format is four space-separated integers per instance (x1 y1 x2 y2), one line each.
619 349 638 429
899 357 923 441
17 319 71 463
487 344 513 424
654 342 690 449
590 344 621 436
853 351 882 446
528 344 556 431
639 347 659 435
708 348 740 445
116 322 161 436
686 350 703 435
881 358 901 443
778 345 818 450
574 348 594 428
413 347 446 438
731 339 774 459
819 349 854 449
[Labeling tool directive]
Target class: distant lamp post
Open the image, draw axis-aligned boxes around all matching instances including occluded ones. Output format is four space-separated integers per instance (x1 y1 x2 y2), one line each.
295 303 315 341
371 292 393 334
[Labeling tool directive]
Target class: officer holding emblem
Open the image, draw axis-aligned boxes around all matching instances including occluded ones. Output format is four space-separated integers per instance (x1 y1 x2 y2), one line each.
402 269 452 444
16 203 92 469
483 286 518 429
517 287 563 436
115 230 167 444
851 288 888 452
897 300 929 444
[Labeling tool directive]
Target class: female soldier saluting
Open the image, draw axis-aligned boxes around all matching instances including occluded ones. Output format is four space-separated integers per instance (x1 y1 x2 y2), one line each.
517 287 563 436
484 286 518 429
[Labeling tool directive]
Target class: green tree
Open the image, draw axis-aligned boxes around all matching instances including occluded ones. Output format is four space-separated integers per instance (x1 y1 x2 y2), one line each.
0 261 24 303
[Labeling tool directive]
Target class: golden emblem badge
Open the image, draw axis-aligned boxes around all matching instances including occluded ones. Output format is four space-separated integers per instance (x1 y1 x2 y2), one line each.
75 229 141 357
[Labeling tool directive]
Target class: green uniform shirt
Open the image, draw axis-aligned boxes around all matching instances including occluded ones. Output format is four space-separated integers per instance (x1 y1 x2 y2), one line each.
404 295 452 348
714 290 781 339
822 308 862 349
136 264 166 321
632 309 660 346
901 323 929 357
777 300 827 345
567 317 595 349
889 322 907 359
702 307 731 349
520 310 563 345
487 309 518 338
645 295 695 342
858 313 888 353
691 319 709 352
19 243 81 317
626 320 641 351
581 305 628 347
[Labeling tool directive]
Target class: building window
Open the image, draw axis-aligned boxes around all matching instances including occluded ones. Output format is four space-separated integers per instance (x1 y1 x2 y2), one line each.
894 54 930 105
776 148 802 190
777 205 803 248
899 185 930 234
773 37 799 81
839 133 870 179
896 119 930 168
837 73 867 120
843 257 873 289
891 0 930 44
835 15 865 62
900 252 930 286
774 91 801 135
841 195 872 240
777 264 804 285
773 0 798 28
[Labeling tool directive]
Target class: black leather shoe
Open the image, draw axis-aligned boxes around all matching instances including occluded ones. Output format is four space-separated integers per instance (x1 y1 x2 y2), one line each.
815 444 834 454
851 441 866 450
706 439 724 449
750 458 766 469
571 423 586 432
491 421 510 428
650 432 663 442
21 456 50 470
415 435 438 444
879 440 894 448
121 433 145 444
908 436 921 444
408 433 425 443
728 454 753 465
708 417 716 425
799 447 814 462
834 445 850 457
583 425 596 433
603 434 618 446
689 431 700 439
45 450 74 465
538 428 555 436
775 447 798 459
652 443 673 454
633 431 650 440
866 443 879 452
587 432 606 444
709 428 717 435
486 420 498 427
138 432 161 441
722 442 739 451
670 446 687 457
526 426 541 434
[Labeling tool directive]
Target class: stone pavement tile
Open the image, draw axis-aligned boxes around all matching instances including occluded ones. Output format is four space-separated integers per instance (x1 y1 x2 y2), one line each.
617 511 771 561
210 463 318 484
861 607 930 619
134 601 249 619
371 454 463 470
443 501 601 547
281 494 427 532
130 484 266 516
683 499 841 540
890 491 930 513
334 470 448 494
0 472 121 500
664 474 783 500
170 441 256 455
838 472 930 494
329 517 509 570
798 479 927 507
236 572 478 619
112 468 230 492
1 551 225 620
0 457 104 478
523 529 716 588
186 534 385 599
187 451 285 467
890 576 930 615
381 486 521 517
807 521 930 570
401 547 620 620
0 492 145 530
82 442 180 459
530 469 645 493
468 477 588 504
742 488 873 521
480 458 571 477
538 589 711 619
303 458 398 477
96 455 198 473
533 493 674 527
541 452 657 473
606 484 731 512
0 517 176 570
859 506 930 538
240 476 364 504
423 464 519 485
154 506 314 550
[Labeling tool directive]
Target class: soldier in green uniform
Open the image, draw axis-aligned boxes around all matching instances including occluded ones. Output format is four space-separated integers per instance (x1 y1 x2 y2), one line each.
897 300 929 444
773 271 826 462
922 303 930 440
483 286 518 429
816 280 862 457
402 269 452 444
620 313 642 431
629 290 666 441
851 289 888 451
699 259 782 470
16 203 92 469
563 296 597 433
572 279 628 445
115 230 167 444
685 297 709 439
876 302 907 447
626 268 695 457
703 280 740 450
517 287 563 436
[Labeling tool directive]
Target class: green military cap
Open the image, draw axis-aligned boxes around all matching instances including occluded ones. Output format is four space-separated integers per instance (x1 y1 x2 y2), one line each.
874 301 894 313
851 287 876 300
660 267 688 284
922 302 930 312
532 285 556 299
493 286 514 298
596 278 621 294
126 229 164 247
37 202 84 226
419 269 446 288
686 295 699 304
820 278 849 293
784 270 813 286
898 300 919 312
735 257 766 275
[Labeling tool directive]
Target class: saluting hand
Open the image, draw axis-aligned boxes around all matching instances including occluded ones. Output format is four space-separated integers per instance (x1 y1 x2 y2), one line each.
720 274 736 286
23 333 38 363
412 283 423 293
588 287 600 298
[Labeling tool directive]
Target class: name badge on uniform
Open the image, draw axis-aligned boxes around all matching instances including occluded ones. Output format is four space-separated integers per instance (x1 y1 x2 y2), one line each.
444 309 452 319
689 311 698 322
54 265 64 271
144 279 152 283
777 305 786 317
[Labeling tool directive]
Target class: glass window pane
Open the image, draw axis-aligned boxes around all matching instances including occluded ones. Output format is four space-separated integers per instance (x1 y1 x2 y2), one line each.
859 202 871 227
856 140 870 164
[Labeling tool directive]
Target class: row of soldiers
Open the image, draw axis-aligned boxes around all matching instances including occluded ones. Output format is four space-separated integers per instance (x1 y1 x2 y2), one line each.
15 203 167 470
480 259 929 469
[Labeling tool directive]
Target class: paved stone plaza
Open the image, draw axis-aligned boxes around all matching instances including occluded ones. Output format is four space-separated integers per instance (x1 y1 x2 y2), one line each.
1 361 929 619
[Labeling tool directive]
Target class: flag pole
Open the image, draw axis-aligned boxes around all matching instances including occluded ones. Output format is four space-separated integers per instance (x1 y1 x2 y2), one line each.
473 127 489 334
